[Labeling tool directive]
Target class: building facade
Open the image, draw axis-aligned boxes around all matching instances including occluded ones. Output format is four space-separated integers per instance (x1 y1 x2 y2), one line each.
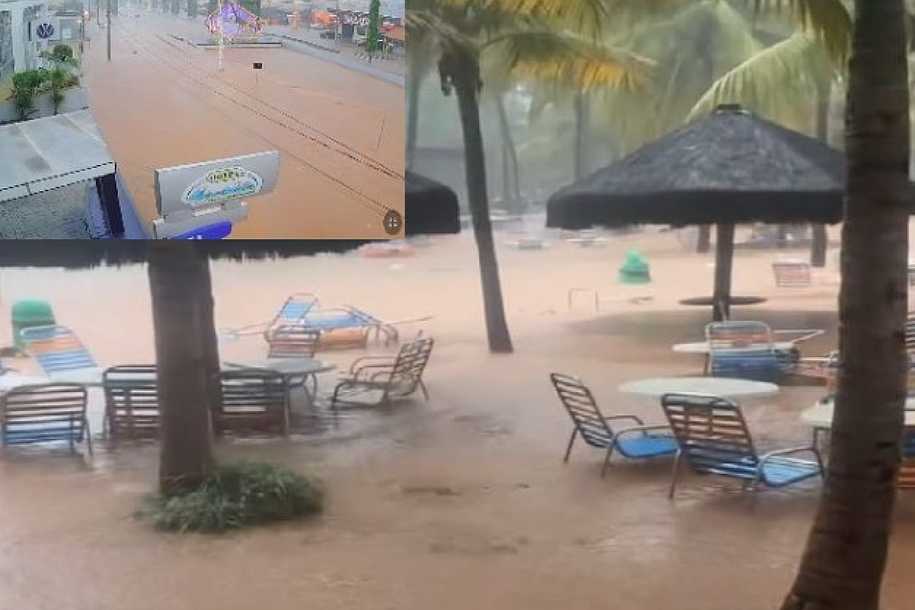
0 0 51 82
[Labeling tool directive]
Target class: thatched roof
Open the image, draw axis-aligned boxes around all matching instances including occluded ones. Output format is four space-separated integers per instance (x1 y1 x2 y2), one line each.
0 241 373 270
547 105 846 229
406 171 461 235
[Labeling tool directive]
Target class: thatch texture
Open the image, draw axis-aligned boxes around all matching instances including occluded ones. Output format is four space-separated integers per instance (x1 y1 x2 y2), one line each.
406 172 461 235
0 240 374 270
547 105 846 229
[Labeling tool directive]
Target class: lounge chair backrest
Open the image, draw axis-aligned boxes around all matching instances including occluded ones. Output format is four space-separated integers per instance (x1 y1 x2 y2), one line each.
1 383 88 446
706 321 779 381
20 325 97 374
388 337 434 396
905 313 915 352
269 293 318 331
267 325 321 359
550 373 613 448
102 365 159 440
772 261 812 287
216 370 287 434
661 393 758 478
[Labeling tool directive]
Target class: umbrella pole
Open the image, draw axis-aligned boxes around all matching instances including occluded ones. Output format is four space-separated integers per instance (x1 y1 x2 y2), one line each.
712 223 735 321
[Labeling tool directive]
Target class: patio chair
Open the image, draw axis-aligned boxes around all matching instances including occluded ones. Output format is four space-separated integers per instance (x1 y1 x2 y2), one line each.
330 337 434 409
266 325 321 359
661 392 823 498
1 383 92 455
550 373 677 477
102 365 159 441
706 321 786 382
214 370 289 436
19 325 98 378
772 261 812 287
906 313 915 353
900 426 915 489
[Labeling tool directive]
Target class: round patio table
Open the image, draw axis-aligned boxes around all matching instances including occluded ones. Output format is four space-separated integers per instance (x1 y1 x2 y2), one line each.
678 296 767 307
222 358 337 406
672 341 796 354
801 397 915 429
0 373 52 391
619 376 779 399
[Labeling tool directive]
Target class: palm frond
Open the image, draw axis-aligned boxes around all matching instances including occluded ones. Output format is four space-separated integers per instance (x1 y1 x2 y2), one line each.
436 0 608 38
484 31 655 92
748 0 851 63
687 31 832 122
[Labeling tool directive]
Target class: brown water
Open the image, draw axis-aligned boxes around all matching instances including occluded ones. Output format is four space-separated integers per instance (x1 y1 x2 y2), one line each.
81 11 403 238
1 225 914 609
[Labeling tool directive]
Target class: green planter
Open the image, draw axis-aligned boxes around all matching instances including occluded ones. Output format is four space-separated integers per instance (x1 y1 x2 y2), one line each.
11 300 55 349
619 250 651 284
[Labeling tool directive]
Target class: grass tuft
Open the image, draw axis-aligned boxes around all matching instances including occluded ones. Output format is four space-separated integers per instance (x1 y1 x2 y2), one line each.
141 461 324 533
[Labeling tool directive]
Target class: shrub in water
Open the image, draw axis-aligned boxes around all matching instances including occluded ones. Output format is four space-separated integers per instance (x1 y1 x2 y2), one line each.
144 461 324 533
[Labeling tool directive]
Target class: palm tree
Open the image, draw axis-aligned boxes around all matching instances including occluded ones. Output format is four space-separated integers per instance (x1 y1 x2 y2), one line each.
406 30 438 169
408 0 652 353
781 0 910 607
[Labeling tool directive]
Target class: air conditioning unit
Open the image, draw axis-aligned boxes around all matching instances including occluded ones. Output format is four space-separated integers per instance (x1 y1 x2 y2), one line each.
30 18 62 42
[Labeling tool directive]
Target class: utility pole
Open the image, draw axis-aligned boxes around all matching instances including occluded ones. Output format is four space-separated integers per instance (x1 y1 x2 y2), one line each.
106 0 111 61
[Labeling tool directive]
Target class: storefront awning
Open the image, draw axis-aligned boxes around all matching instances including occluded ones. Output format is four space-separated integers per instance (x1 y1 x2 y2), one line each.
0 110 116 203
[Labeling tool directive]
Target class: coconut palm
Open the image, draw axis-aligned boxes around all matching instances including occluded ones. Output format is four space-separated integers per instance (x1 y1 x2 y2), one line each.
780 0 910 606
408 0 653 353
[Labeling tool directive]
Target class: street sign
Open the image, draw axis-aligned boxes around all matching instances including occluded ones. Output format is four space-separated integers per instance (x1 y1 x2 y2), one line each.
151 151 279 239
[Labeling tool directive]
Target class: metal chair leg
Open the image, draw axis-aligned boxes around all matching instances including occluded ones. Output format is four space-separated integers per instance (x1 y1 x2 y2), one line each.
563 428 578 463
419 380 429 401
668 451 683 499
600 444 616 478
84 418 93 457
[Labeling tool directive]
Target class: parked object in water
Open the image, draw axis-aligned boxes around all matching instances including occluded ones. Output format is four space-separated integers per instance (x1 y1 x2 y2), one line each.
20 325 99 380
772 260 812 287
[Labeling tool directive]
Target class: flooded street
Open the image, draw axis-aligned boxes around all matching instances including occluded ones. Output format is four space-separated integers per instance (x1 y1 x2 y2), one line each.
1 226 914 609
81 11 403 238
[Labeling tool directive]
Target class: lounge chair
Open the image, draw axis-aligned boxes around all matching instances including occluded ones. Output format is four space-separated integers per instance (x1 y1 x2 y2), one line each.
20 325 99 378
299 305 401 347
550 373 677 477
331 337 434 409
222 293 319 340
772 261 812 287
661 392 823 498
1 383 92 455
706 321 786 382
266 325 321 359
102 365 159 441
214 370 289 436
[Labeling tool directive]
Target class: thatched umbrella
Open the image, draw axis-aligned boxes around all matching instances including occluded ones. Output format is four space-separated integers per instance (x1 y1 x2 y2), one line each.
546 104 845 321
406 171 461 236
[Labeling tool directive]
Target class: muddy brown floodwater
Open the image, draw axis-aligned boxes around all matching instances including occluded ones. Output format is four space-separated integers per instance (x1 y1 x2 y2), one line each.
81 11 403 238
0 224 913 609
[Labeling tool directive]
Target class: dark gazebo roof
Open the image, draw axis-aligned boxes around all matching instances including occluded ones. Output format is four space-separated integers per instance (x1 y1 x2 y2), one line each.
547 105 847 229
406 171 461 235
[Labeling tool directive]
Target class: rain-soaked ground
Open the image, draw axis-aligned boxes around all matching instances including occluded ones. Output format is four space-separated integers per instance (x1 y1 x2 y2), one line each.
1 226 914 609
80 10 403 238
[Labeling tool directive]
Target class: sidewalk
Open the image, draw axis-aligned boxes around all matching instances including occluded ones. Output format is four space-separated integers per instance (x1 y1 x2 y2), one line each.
266 25 405 88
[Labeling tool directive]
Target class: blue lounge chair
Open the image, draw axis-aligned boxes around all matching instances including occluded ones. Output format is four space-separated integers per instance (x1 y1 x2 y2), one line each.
706 321 792 382
550 373 677 477
1 383 92 455
661 392 823 498
20 325 98 378
221 293 319 340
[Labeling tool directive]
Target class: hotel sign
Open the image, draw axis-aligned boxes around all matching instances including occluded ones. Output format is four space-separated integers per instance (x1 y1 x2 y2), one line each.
152 151 279 239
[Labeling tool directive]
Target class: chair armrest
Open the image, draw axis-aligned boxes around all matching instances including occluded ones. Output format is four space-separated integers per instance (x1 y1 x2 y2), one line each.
351 363 395 380
604 414 645 426
613 424 673 439
348 355 395 373
759 445 820 464
773 329 825 343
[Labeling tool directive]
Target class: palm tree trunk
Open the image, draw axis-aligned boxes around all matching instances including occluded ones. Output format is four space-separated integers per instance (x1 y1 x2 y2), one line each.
148 242 214 494
811 78 832 267
445 51 513 353
697 225 711 253
781 2 910 608
573 91 590 180
406 69 425 170
495 94 522 210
